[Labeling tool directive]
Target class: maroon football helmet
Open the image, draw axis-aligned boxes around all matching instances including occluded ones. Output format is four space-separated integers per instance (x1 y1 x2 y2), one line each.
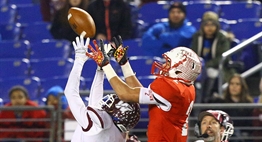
100 94 140 133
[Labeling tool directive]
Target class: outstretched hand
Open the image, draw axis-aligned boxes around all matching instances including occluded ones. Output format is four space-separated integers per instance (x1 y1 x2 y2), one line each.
110 35 129 65
72 35 90 63
86 39 110 67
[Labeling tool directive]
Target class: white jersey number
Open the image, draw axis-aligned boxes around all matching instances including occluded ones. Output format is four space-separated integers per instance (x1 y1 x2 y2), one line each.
182 101 194 136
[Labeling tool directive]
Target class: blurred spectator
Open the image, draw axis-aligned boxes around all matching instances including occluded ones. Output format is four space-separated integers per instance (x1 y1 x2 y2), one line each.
0 85 47 141
45 85 68 110
50 0 89 43
44 85 73 119
223 74 253 142
40 0 66 22
252 77 262 142
44 85 74 141
191 11 234 102
139 0 158 7
141 2 196 57
87 0 133 41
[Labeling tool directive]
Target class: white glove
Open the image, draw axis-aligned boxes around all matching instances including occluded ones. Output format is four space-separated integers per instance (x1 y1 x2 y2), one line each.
72 35 90 63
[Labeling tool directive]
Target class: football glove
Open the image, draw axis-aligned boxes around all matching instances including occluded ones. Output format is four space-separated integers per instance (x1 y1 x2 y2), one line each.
111 35 129 65
86 39 110 67
72 35 89 63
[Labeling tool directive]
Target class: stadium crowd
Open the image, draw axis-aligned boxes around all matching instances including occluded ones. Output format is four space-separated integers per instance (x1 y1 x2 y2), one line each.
0 0 262 141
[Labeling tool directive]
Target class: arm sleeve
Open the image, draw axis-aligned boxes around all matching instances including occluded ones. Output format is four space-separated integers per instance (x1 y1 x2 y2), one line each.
139 87 171 111
88 70 104 109
64 60 104 131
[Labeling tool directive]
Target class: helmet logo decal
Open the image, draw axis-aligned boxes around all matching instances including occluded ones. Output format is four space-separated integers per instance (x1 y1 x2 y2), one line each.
115 101 133 114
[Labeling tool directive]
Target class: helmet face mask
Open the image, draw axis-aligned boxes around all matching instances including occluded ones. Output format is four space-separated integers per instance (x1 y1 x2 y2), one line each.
151 47 201 85
151 55 171 77
221 118 234 141
100 94 115 112
99 94 140 133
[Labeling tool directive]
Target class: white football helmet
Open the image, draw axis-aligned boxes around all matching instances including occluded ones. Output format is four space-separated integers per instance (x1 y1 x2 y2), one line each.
151 47 202 85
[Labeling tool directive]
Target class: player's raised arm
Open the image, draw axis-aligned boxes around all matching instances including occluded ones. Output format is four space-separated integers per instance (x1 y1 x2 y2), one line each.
86 41 105 109
64 35 94 129
110 36 143 88
88 67 104 109
86 39 141 103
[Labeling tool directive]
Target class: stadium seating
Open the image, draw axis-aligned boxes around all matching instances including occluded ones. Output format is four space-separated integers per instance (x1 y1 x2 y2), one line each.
138 1 169 28
123 39 143 56
81 58 120 79
0 5 16 24
8 0 33 5
20 22 53 42
0 40 30 59
229 19 262 71
29 39 71 59
0 0 7 6
128 56 162 77
186 2 220 22
81 59 100 79
84 77 113 91
0 58 30 79
137 75 156 88
229 19 262 41
29 58 74 79
0 76 41 102
39 76 86 99
219 1 261 20
16 4 42 24
0 23 21 41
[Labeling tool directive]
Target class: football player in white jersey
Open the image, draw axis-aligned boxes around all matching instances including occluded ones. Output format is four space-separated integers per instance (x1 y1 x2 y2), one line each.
194 110 234 142
64 35 140 142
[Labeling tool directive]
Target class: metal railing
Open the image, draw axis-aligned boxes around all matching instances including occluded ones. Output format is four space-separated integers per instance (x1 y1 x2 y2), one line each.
188 103 262 142
58 91 262 142
56 90 115 142
218 31 262 95
0 105 55 142
222 62 262 89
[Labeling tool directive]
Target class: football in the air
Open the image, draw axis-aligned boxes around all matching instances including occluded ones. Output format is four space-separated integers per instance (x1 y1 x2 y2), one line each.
68 7 96 38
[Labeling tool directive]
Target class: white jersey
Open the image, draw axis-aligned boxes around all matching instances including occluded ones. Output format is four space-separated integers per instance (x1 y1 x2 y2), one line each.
64 60 125 142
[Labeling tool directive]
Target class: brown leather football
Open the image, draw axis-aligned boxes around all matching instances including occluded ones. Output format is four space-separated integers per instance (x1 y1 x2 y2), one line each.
68 7 96 38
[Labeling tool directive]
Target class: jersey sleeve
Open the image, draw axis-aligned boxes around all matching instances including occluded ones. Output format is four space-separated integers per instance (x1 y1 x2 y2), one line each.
64 60 105 132
138 78 173 111
88 70 104 109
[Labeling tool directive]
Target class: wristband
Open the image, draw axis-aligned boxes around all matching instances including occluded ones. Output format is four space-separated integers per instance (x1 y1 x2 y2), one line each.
102 64 117 80
121 61 135 78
